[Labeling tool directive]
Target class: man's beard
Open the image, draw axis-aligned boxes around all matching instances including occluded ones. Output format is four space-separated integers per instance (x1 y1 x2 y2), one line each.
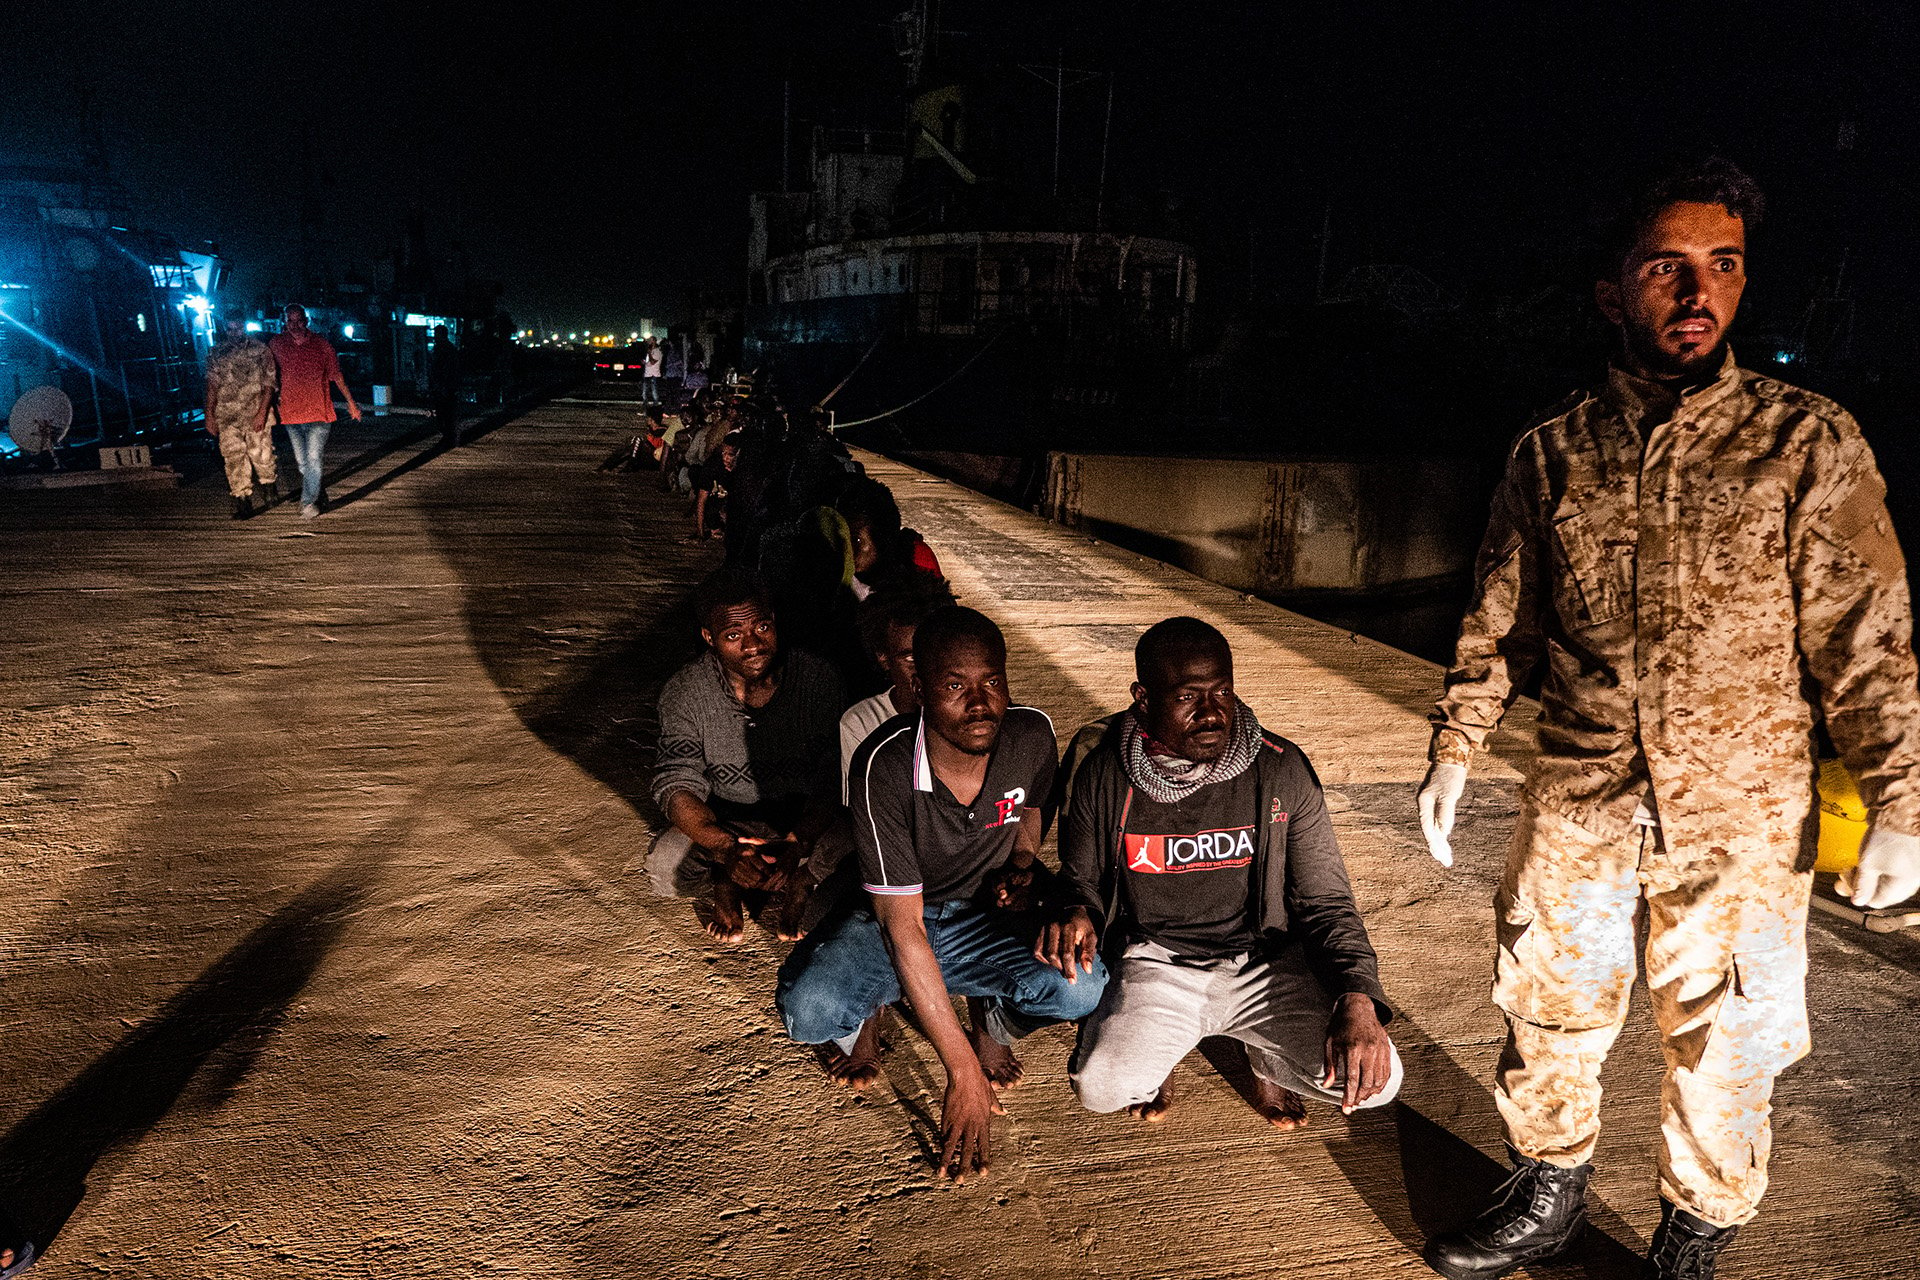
1623 324 1728 383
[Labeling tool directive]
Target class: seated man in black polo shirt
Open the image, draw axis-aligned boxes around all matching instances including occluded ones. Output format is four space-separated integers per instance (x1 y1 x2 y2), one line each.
1041 616 1401 1127
777 606 1108 1180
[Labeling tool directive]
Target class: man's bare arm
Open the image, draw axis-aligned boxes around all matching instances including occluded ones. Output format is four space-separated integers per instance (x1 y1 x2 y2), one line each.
662 789 780 890
331 358 361 420
872 891 997 1179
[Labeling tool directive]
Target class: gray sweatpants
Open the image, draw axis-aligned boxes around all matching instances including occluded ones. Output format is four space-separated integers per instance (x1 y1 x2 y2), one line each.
1071 938 1404 1113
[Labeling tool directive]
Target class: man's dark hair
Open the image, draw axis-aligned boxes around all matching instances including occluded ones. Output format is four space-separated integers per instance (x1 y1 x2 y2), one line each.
692 568 770 633
837 476 903 540
857 577 959 657
1135 616 1230 683
1598 155 1765 278
913 604 1004 672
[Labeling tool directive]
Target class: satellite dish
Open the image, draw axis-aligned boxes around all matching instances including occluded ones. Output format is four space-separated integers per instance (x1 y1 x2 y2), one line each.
9 385 75 456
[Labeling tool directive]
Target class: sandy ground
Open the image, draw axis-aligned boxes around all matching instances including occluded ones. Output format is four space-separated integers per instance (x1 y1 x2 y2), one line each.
0 398 1913 1279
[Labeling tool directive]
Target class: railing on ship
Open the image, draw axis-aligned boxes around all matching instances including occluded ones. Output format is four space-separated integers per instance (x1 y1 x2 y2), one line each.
909 286 1192 351
61 353 206 445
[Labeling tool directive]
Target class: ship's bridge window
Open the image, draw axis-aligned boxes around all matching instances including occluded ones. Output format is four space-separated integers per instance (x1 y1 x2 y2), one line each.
976 258 1001 317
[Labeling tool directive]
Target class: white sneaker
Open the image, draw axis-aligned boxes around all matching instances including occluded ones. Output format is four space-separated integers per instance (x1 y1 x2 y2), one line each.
300 503 321 520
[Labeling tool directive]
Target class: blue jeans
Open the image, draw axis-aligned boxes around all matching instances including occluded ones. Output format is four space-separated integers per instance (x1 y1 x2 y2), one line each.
283 420 331 507
777 900 1108 1051
640 376 661 404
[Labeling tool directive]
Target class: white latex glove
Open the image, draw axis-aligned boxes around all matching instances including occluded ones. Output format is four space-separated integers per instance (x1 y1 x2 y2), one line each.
1417 762 1468 868
1839 826 1920 910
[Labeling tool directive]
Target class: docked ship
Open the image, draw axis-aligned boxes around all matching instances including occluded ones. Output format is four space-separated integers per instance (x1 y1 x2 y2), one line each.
744 8 1197 459
739 8 1495 657
0 163 224 453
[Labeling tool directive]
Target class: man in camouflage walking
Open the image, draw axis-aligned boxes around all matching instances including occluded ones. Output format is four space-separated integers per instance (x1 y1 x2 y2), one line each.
1416 157 1920 1279
205 316 279 519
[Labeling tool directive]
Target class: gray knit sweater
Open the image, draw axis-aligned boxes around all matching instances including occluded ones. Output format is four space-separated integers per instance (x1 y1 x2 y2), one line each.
651 650 845 814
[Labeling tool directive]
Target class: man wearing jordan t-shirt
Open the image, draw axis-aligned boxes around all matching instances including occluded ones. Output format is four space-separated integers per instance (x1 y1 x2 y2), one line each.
1040 617 1403 1127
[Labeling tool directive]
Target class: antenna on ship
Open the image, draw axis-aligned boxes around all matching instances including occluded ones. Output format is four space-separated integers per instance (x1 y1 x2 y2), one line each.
893 2 929 87
1019 52 1102 200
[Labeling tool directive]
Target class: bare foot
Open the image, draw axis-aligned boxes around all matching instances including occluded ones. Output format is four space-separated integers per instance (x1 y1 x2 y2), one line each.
968 1024 1024 1092
771 872 813 942
820 1017 883 1090
1128 1083 1173 1123
701 879 746 944
1252 1076 1310 1131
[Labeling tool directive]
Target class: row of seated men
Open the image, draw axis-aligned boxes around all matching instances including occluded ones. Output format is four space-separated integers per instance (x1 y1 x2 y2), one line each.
648 567 1401 1179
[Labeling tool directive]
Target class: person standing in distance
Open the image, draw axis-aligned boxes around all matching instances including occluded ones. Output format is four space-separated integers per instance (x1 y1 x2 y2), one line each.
1417 157 1920 1280
640 336 664 405
430 324 461 448
268 304 359 519
205 315 279 519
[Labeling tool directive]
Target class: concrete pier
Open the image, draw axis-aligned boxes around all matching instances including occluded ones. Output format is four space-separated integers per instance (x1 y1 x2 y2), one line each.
0 398 1912 1278
1040 450 1481 598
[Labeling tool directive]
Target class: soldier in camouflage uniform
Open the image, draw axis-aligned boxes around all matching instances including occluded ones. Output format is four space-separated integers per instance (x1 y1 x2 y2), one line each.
1416 158 1920 1280
205 316 280 519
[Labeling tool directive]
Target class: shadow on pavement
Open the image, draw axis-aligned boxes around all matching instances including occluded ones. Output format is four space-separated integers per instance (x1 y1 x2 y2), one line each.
323 419 445 511
324 377 581 513
422 448 712 831
0 859 369 1259
1319 1010 1647 1279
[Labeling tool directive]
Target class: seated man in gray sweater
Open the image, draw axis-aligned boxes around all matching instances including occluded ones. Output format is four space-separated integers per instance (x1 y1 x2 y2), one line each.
1040 616 1402 1127
650 569 846 942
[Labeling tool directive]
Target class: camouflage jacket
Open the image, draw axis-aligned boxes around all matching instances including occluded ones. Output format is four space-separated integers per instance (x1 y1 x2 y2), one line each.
206 337 278 425
1432 351 1920 860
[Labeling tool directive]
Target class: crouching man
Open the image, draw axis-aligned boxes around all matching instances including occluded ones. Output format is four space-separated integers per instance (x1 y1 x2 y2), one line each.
778 606 1107 1180
1045 616 1401 1126
650 569 847 942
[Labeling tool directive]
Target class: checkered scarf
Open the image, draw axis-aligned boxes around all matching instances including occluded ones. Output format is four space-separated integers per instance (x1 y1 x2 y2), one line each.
1120 697 1263 805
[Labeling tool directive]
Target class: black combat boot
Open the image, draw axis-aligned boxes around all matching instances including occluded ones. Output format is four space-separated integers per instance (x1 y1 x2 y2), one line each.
1642 1201 1740 1279
1423 1152 1592 1279
231 493 255 520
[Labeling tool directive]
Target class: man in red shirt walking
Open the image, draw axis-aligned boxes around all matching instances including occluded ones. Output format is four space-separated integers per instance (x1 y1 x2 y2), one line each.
268 304 360 518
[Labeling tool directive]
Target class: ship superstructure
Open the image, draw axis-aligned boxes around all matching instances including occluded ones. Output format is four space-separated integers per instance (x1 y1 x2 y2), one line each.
744 11 1195 447
0 163 223 449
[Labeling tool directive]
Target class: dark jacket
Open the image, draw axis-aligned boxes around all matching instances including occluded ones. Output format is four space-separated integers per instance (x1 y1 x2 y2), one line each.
1058 714 1392 1020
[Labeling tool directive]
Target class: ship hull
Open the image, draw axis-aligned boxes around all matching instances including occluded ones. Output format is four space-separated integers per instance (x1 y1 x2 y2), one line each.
743 229 1195 454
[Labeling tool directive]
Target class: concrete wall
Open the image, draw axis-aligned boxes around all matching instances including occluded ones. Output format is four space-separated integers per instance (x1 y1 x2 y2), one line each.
1041 451 1483 597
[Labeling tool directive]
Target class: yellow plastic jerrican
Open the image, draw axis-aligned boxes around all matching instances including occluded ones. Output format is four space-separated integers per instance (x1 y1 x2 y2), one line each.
1816 757 1868 874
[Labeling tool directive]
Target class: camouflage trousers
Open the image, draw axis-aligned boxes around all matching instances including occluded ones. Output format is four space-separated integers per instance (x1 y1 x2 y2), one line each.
1492 805 1812 1228
216 418 277 497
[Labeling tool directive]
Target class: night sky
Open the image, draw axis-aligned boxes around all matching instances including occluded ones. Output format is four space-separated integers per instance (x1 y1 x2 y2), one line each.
9 2 1918 334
